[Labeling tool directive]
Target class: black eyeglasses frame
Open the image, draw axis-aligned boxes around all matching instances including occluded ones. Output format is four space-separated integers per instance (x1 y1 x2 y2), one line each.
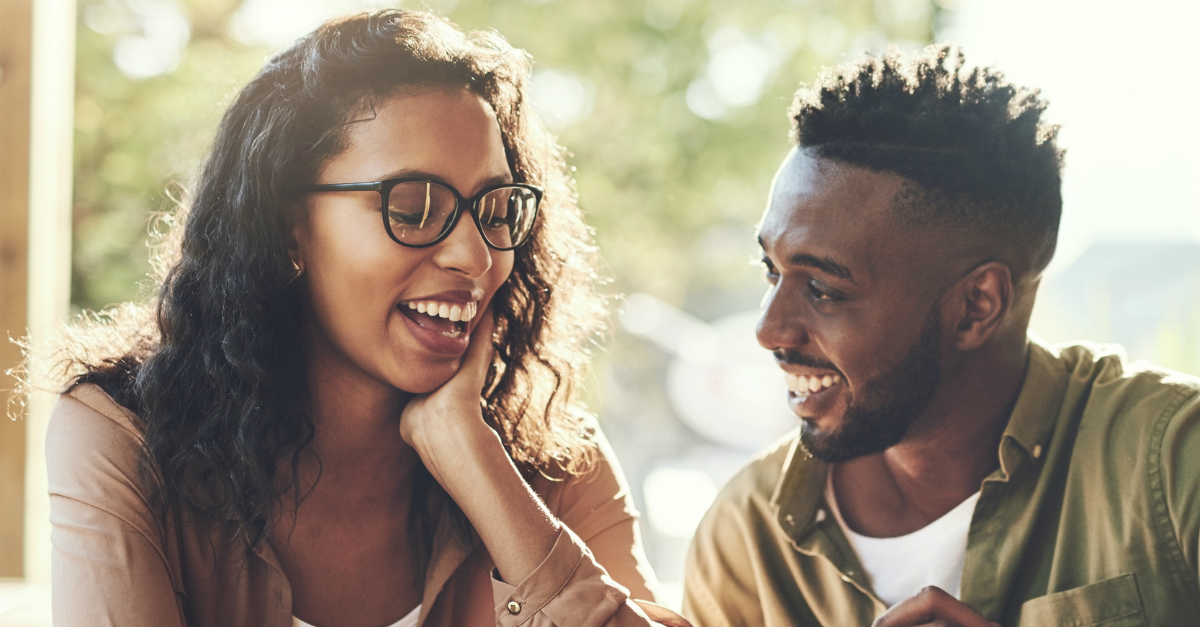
303 177 543 251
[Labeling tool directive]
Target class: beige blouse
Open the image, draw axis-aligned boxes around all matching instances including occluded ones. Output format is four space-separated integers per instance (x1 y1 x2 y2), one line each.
47 384 688 627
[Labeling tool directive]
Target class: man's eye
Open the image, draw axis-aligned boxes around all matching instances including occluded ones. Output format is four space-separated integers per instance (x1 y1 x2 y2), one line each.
808 279 841 302
761 259 779 282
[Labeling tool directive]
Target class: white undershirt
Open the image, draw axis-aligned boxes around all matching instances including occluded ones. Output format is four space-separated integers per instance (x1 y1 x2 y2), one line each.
293 604 421 627
825 472 979 608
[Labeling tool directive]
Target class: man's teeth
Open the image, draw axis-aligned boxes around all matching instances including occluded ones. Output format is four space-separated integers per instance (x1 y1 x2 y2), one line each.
785 373 841 396
405 300 478 322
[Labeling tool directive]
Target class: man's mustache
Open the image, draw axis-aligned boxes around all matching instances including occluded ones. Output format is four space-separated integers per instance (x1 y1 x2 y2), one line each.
773 349 840 374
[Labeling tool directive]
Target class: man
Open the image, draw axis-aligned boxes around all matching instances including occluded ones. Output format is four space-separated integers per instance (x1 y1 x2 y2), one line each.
682 45 1200 626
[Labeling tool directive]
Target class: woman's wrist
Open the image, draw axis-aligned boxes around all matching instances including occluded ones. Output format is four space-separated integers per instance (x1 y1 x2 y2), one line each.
411 406 560 583
409 404 500 485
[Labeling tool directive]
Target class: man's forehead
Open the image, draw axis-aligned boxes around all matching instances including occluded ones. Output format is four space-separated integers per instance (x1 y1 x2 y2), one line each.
758 149 905 262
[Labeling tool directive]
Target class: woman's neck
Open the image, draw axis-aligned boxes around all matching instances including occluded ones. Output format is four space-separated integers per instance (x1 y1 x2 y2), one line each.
300 326 421 497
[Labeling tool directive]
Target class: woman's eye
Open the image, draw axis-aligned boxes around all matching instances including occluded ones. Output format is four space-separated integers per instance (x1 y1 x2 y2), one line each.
389 210 429 227
481 215 509 230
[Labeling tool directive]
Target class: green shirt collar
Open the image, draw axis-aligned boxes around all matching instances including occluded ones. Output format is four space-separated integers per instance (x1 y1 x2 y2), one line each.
993 334 1071 481
770 333 1071 538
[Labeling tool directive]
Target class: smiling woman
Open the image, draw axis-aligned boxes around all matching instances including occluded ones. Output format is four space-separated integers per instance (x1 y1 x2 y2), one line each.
20 10 688 627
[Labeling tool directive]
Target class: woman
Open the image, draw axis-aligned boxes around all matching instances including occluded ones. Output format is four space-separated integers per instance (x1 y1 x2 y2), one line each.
36 10 688 627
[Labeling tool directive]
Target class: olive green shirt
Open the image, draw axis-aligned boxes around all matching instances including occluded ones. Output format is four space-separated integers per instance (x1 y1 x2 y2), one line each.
683 337 1200 626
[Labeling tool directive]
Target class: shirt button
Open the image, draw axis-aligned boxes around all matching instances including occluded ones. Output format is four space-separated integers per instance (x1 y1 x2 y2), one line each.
1032 444 1043 459
507 601 522 615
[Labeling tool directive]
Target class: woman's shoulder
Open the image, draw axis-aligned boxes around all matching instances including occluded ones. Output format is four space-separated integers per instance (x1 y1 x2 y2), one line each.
46 383 153 514
54 382 145 433
532 424 640 540
49 382 146 462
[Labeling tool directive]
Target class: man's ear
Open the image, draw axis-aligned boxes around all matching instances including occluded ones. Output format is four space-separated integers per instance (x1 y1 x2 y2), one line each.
944 261 1013 351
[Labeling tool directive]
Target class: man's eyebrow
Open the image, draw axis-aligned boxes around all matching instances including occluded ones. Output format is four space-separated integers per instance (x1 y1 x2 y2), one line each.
789 253 854 281
758 236 854 281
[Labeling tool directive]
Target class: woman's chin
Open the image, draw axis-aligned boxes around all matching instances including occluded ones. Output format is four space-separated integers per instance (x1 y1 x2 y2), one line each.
390 362 460 395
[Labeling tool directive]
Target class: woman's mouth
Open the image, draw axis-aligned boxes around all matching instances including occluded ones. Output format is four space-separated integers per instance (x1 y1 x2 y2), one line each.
785 372 841 402
399 300 478 339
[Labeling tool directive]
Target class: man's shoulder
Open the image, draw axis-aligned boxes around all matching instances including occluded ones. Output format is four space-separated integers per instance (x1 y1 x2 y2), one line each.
1046 339 1200 428
705 431 801 525
1032 339 1200 496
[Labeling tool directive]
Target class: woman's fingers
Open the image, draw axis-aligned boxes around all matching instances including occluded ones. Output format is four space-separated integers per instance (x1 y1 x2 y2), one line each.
424 307 495 401
399 307 496 449
459 307 496 388
872 587 1000 627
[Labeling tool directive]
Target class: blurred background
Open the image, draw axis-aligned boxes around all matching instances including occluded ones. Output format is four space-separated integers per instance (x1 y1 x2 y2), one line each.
1 0 1197 622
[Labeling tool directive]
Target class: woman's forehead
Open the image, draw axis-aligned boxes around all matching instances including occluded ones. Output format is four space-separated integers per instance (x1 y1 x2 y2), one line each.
322 88 510 188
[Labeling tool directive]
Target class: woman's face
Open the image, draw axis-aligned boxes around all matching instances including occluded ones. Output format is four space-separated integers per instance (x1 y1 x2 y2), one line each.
294 88 516 395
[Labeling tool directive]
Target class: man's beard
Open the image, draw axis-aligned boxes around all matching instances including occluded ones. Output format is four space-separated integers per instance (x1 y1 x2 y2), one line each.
800 306 944 464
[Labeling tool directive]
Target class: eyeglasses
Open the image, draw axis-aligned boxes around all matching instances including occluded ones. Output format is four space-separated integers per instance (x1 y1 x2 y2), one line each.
304 178 542 251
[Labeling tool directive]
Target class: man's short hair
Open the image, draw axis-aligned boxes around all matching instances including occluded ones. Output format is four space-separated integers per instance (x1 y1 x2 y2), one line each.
789 45 1064 278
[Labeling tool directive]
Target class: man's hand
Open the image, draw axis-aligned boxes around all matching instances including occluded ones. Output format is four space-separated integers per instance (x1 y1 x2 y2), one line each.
873 587 1001 627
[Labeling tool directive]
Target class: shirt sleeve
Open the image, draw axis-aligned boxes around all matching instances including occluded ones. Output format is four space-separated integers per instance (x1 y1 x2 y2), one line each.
488 427 692 627
681 485 766 627
1161 384 1200 584
46 390 185 627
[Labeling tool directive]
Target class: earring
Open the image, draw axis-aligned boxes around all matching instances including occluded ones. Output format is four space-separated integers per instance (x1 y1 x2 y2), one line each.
287 259 304 285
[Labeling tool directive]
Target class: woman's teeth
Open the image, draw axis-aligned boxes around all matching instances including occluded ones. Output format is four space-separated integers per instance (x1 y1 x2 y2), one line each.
785 373 841 398
405 300 478 322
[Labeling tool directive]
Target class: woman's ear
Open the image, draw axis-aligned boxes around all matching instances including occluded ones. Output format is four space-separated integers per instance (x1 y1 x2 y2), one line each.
287 202 307 281
945 261 1013 351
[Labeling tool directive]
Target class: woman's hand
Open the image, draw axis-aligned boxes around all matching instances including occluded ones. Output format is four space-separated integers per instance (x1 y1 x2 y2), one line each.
398 310 560 585
399 310 496 460
398 311 679 626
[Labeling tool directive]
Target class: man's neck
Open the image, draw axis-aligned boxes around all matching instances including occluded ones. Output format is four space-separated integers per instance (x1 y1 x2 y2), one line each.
832 339 1028 538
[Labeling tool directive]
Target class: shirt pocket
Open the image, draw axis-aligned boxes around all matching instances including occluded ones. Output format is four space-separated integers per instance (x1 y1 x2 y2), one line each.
1017 573 1146 627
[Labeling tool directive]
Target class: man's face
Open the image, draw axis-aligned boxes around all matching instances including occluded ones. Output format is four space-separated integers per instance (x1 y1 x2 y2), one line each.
756 148 948 463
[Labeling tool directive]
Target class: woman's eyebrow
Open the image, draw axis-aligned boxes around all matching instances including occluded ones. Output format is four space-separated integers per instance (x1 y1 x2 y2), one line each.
373 169 514 190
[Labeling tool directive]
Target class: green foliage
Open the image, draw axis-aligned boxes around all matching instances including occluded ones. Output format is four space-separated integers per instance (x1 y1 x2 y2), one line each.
73 0 268 310
72 0 932 316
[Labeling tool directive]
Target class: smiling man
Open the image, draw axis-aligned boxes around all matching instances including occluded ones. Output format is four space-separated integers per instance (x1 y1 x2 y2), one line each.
682 46 1200 627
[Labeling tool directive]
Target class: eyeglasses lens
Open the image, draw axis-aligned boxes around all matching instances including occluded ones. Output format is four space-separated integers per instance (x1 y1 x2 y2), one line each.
386 181 457 245
387 181 538 249
477 187 538 249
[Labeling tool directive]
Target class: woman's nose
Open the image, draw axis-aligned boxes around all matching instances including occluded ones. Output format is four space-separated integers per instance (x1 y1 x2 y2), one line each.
432 209 493 278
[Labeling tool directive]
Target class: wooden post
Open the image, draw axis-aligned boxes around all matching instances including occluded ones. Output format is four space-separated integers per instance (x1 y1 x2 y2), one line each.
24 0 77 583
0 0 34 580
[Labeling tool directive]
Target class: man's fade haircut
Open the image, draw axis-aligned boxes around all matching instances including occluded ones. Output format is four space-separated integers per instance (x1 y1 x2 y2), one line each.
789 44 1064 279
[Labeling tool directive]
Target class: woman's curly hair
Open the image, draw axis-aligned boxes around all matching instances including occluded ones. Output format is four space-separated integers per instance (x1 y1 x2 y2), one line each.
17 10 605 555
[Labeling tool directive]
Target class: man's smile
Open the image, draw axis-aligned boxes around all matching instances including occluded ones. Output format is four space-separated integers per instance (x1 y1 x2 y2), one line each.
784 372 841 400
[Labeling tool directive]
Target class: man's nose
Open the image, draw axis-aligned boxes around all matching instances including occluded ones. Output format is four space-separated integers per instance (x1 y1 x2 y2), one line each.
432 210 492 278
756 282 809 352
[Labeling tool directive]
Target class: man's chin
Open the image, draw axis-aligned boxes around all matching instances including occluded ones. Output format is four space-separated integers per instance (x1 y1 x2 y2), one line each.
798 416 907 464
799 421 862 464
